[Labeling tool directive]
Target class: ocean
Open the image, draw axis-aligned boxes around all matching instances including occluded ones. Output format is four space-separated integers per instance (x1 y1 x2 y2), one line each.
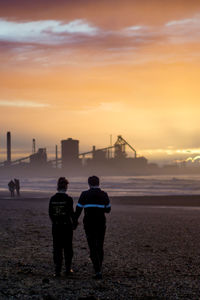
1 174 200 197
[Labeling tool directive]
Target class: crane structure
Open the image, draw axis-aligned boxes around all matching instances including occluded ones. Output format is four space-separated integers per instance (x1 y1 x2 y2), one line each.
115 135 137 159
78 135 137 160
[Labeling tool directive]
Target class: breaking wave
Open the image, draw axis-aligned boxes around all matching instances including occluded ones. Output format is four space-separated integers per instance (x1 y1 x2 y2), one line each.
1 175 200 196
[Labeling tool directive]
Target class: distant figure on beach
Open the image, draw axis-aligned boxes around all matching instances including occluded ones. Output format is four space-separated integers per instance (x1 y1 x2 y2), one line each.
75 175 111 279
14 179 20 196
8 180 15 197
49 177 75 277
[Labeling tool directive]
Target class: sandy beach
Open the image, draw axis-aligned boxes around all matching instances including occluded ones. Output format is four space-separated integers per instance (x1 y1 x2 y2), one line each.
1 193 200 299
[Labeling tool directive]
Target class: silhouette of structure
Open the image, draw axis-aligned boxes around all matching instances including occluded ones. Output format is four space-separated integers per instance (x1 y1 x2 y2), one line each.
78 136 136 161
30 148 47 167
7 132 11 165
0 132 168 175
61 138 80 169
32 139 36 154
1 131 200 175
55 145 58 169
114 136 137 159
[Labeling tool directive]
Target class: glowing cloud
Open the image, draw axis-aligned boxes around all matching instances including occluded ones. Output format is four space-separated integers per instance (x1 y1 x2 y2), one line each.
51 19 98 35
0 100 49 108
193 156 200 161
165 15 200 43
0 18 99 45
166 17 198 27
124 25 145 33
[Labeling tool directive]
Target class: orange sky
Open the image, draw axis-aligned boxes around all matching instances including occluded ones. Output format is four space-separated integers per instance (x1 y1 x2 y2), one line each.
0 0 200 163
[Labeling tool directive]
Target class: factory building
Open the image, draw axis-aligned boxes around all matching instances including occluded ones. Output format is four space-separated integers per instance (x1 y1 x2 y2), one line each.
61 138 79 169
0 132 154 175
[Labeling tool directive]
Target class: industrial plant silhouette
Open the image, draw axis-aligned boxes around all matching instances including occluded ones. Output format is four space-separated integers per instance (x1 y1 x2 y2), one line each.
0 132 195 176
0 132 153 176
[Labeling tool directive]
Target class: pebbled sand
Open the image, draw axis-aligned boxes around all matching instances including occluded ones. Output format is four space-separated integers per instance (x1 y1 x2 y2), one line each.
1 193 200 299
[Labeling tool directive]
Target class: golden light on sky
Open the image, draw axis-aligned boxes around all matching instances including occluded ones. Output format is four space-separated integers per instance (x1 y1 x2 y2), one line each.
0 0 200 163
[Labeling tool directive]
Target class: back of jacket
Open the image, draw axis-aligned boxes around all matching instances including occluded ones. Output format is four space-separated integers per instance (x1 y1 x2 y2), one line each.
49 192 74 226
76 188 111 225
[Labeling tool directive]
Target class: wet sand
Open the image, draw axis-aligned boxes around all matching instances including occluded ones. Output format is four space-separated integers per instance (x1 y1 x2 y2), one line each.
1 193 200 299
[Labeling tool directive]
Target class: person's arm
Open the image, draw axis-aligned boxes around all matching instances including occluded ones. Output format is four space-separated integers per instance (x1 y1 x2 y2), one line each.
104 192 111 213
74 192 85 221
68 196 78 229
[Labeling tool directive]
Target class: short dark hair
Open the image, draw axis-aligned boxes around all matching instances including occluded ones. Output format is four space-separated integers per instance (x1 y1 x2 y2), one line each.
88 176 99 186
57 177 69 191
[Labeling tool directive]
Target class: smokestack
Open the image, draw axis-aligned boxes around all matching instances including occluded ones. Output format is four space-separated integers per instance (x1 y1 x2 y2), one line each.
55 145 58 168
7 131 11 164
32 138 36 154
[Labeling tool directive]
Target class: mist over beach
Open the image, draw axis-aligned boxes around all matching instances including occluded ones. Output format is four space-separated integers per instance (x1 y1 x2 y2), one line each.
1 175 200 197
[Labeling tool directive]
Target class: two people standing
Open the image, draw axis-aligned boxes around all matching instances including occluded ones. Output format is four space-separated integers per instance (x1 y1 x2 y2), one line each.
49 176 111 279
8 178 20 197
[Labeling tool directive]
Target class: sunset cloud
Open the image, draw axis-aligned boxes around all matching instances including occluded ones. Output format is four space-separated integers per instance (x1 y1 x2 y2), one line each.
166 16 200 27
0 1 200 162
123 25 148 36
0 18 99 45
0 100 49 108
165 15 200 43
0 14 200 54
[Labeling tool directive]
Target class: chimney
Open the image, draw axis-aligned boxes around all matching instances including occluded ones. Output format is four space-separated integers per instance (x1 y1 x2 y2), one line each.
55 144 58 168
7 131 11 164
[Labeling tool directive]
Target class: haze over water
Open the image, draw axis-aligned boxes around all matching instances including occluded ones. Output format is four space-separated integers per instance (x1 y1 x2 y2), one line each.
1 175 200 197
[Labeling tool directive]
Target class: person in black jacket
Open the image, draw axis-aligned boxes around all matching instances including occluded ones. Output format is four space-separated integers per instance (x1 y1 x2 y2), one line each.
75 175 111 279
49 177 75 277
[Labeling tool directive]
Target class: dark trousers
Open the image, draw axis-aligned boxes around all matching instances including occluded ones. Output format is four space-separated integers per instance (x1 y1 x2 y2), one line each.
52 224 73 273
84 223 106 273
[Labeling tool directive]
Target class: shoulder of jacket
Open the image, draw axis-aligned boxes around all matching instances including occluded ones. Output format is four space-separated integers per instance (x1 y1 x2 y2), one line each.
102 190 108 195
101 190 109 199
81 190 88 195
50 194 57 201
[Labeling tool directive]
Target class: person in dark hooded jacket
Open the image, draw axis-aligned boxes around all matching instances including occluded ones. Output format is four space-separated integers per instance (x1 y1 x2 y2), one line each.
49 177 75 277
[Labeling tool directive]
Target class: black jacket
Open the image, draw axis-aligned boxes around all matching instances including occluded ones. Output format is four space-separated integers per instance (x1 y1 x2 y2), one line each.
75 187 111 225
49 192 75 226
